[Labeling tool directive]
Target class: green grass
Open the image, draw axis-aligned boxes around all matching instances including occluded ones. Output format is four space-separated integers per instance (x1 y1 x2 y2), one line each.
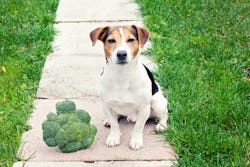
136 0 249 166
0 0 58 166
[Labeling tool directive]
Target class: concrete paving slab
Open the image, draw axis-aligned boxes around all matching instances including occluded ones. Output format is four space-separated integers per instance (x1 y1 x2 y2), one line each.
15 161 175 167
18 99 176 162
56 0 142 22
93 160 175 167
36 54 105 99
24 162 88 167
52 22 148 55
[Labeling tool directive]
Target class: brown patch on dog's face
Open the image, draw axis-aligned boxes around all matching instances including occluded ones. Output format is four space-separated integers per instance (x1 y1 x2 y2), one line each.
122 26 139 57
103 27 121 58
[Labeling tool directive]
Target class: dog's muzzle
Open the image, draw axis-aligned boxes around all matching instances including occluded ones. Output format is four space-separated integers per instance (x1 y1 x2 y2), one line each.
117 50 127 64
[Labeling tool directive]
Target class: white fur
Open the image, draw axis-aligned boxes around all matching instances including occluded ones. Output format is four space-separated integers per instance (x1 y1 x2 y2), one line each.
100 27 168 150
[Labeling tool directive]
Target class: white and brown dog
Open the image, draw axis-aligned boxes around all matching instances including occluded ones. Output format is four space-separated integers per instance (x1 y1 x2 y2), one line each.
90 25 168 150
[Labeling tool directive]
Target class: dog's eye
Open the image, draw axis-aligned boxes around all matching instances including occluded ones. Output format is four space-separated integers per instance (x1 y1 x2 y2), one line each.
127 38 135 42
107 39 116 43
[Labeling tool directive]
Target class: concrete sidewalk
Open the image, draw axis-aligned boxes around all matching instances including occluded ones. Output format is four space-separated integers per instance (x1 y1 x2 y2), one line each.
14 0 176 166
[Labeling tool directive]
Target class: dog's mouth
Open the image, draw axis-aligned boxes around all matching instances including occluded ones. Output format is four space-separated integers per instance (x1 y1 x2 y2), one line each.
117 60 128 65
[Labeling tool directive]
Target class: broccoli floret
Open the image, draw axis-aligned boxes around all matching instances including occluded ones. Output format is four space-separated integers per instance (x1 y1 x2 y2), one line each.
60 141 82 153
56 100 76 115
42 119 59 147
42 120 59 139
81 125 97 149
76 109 90 124
44 138 56 147
47 112 57 121
42 100 97 153
55 129 68 147
57 114 69 126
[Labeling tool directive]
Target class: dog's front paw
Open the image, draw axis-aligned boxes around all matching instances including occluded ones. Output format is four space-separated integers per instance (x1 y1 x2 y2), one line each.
106 133 120 147
155 123 167 132
130 134 143 150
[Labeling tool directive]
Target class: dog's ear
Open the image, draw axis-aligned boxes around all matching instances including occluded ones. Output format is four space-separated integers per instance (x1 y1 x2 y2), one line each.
132 25 150 48
90 26 110 46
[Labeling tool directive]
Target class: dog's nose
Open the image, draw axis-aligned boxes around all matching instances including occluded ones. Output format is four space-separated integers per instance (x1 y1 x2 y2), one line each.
117 50 127 60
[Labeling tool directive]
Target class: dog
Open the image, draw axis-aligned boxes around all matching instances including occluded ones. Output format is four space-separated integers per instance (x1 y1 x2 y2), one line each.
90 25 168 150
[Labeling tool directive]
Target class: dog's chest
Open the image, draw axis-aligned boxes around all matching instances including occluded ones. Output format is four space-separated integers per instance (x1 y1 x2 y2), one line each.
100 68 151 102
100 79 146 103
100 83 143 116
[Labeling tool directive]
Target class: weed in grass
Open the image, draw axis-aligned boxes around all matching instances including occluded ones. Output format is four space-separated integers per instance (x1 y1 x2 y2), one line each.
136 0 249 166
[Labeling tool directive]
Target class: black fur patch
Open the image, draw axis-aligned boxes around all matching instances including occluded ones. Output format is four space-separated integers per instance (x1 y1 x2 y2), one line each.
130 26 138 40
101 27 110 42
143 64 159 95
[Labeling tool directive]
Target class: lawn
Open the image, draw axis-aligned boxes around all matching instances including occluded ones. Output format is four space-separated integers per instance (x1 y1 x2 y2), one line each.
136 0 249 166
0 0 58 166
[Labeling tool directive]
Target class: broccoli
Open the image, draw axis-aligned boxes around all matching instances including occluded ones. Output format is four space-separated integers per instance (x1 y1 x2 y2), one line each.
56 99 76 114
42 100 97 153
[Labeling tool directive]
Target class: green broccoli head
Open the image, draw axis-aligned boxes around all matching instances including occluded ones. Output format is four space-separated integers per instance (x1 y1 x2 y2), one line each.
42 118 59 147
42 100 97 153
76 109 90 124
56 100 76 115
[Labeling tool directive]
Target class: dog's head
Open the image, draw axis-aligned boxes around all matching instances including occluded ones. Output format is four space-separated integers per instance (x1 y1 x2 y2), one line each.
90 25 150 65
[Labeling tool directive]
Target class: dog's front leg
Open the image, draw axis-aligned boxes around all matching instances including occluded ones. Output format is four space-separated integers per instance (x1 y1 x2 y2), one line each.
103 105 121 147
130 105 150 150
